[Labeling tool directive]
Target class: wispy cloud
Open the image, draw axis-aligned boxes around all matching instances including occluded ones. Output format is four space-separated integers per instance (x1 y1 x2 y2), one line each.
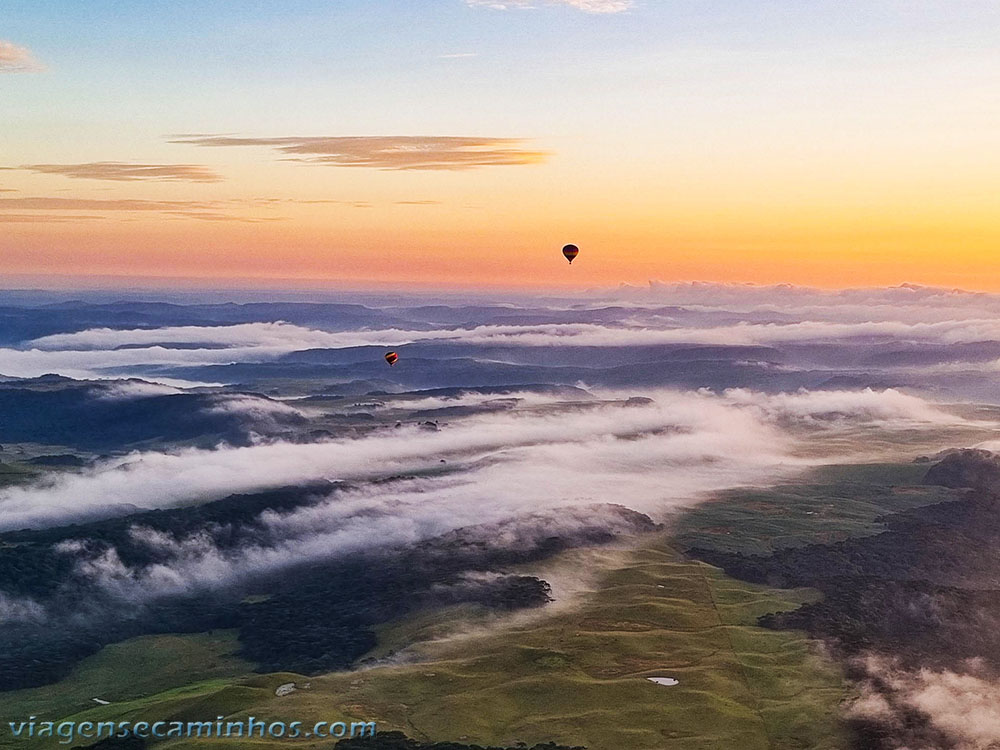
17 162 223 183
0 390 798 530
0 40 43 73
35 317 1000 352
162 210 283 223
0 384 966 534
438 53 479 59
20 313 1000 384
294 199 374 208
466 0 632 13
0 196 224 212
169 135 548 170
0 196 285 223
0 213 105 223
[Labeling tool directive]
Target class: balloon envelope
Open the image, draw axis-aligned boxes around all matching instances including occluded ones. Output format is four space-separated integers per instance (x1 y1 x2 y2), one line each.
562 244 580 264
384 351 398 366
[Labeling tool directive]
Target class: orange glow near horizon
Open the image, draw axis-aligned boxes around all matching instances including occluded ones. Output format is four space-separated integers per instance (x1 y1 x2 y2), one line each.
5 189 1000 291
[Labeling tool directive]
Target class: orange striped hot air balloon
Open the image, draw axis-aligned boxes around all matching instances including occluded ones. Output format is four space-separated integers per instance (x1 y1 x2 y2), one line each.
562 244 580 264
384 351 399 366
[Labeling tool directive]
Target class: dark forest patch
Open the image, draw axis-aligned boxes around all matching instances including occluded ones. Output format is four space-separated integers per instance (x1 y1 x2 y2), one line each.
685 450 1000 749
0 475 656 692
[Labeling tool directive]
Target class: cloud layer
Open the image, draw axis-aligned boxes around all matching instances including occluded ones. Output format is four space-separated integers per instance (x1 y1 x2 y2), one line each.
16 311 1000 383
0 196 281 223
17 162 222 183
1 287 996 636
0 386 964 532
0 382 971 625
169 135 548 170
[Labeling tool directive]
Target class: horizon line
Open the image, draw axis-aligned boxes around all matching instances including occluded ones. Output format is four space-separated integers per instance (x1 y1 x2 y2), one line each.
0 273 988 297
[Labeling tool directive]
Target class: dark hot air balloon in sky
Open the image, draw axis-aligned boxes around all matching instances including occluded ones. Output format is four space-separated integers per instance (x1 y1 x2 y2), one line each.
562 244 580 264
384 351 398 366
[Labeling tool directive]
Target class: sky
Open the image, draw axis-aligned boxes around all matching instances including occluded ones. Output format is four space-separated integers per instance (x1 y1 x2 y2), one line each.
2 0 1000 290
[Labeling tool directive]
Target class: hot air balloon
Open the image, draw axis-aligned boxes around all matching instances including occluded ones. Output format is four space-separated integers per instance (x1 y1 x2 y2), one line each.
384 351 399 367
562 244 580 264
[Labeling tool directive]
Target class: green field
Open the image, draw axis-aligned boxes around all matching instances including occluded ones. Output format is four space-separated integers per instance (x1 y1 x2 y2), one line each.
5 461 952 750
674 462 957 556
3 540 849 750
0 632 253 749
